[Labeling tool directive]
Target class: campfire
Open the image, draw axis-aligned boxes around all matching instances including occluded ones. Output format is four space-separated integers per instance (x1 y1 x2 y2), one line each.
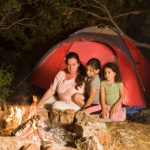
1 95 38 135
0 95 110 150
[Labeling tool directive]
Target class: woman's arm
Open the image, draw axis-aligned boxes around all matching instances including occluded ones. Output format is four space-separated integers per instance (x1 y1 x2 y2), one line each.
37 71 64 108
37 88 55 108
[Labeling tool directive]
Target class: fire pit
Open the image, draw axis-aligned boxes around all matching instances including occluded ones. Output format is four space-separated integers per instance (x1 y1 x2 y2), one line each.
0 96 110 150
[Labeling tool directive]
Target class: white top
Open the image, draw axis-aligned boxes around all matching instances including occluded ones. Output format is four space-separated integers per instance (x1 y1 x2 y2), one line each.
50 70 84 102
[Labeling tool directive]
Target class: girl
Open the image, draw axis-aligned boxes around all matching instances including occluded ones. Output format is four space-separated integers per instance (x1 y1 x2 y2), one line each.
100 62 126 121
72 58 101 113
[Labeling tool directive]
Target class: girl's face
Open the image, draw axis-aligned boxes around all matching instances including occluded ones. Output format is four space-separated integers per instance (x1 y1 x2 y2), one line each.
66 58 79 74
86 65 99 78
104 67 116 82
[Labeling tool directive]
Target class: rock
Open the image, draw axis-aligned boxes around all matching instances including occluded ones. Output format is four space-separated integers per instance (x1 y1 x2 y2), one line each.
74 111 111 145
42 143 76 150
20 143 40 150
49 109 76 125
0 136 40 150
60 109 76 124
76 136 103 150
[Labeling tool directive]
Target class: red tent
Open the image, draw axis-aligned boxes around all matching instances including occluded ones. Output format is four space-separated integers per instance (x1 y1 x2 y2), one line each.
32 26 150 106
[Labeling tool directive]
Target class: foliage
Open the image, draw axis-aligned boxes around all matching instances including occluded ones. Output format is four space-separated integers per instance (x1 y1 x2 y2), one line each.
0 0 149 99
0 65 14 105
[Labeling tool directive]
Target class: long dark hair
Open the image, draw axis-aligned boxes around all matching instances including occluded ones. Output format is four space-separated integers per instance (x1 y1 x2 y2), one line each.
65 52 80 64
102 62 122 82
65 52 86 89
87 58 101 77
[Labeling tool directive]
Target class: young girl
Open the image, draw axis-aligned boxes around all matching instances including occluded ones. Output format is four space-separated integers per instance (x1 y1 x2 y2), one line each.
100 62 126 121
72 58 101 113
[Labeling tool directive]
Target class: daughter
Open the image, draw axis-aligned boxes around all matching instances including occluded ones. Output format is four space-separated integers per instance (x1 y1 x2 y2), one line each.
100 62 126 121
72 58 101 113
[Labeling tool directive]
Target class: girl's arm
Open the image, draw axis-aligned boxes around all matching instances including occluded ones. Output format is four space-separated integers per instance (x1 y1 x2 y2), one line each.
111 83 125 113
100 86 106 110
100 86 108 118
82 87 96 109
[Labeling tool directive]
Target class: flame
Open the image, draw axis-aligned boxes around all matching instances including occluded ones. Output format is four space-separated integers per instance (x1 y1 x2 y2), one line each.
1 105 25 134
33 95 38 103
15 106 24 125
1 95 38 135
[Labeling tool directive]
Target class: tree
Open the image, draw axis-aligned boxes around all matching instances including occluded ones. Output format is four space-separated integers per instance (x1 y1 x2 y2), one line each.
0 0 149 101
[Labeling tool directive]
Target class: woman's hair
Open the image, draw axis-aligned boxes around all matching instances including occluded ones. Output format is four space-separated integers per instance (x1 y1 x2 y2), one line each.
65 52 86 89
65 52 80 64
87 58 101 70
75 64 86 89
102 62 122 82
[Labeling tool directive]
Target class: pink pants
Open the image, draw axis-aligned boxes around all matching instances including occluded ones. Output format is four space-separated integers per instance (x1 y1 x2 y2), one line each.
84 105 126 121
102 105 126 121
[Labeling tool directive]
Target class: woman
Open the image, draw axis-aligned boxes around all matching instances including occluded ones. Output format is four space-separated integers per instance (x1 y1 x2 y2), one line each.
37 52 86 111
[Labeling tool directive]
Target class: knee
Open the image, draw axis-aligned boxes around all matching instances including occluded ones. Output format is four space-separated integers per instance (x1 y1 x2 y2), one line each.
72 93 85 107
72 93 78 103
52 102 60 110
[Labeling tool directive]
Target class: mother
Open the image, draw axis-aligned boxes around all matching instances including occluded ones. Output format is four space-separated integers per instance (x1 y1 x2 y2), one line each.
37 52 86 111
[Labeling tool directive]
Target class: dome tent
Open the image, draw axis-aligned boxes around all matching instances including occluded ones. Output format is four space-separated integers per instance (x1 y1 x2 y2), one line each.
31 26 150 107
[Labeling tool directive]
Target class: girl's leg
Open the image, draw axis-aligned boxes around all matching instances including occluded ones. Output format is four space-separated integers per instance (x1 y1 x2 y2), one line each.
72 93 85 107
110 106 126 121
83 105 102 114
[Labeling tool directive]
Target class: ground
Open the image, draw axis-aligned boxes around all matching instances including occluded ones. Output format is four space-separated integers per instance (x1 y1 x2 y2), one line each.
105 120 150 150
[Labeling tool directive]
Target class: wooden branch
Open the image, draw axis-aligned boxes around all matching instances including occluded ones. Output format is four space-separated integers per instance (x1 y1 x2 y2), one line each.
124 35 150 50
61 7 109 20
112 10 150 19
94 2 150 50
0 9 20 25
0 16 37 30
64 2 150 50
134 42 150 49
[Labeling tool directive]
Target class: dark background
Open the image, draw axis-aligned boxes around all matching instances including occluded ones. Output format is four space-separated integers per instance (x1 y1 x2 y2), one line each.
0 0 149 104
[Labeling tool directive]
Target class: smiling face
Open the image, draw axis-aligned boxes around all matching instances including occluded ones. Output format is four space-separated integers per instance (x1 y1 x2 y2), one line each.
66 58 79 74
86 65 99 78
104 67 116 83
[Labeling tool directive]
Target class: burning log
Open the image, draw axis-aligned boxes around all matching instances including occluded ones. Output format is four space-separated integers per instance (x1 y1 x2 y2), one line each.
12 115 78 146
0 95 38 135
12 116 41 142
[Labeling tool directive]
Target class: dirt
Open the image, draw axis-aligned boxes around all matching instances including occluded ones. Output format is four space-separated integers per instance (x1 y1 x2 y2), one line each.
104 120 150 150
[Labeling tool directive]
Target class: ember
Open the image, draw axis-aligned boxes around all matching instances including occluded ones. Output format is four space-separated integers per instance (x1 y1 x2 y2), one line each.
12 115 78 146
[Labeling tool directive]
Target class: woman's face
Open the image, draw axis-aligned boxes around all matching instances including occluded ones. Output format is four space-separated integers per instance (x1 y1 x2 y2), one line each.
66 58 79 74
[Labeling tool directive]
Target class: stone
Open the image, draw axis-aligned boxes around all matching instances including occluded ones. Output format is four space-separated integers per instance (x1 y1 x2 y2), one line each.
0 136 40 150
74 111 111 145
20 143 40 150
76 136 103 150
49 109 76 125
